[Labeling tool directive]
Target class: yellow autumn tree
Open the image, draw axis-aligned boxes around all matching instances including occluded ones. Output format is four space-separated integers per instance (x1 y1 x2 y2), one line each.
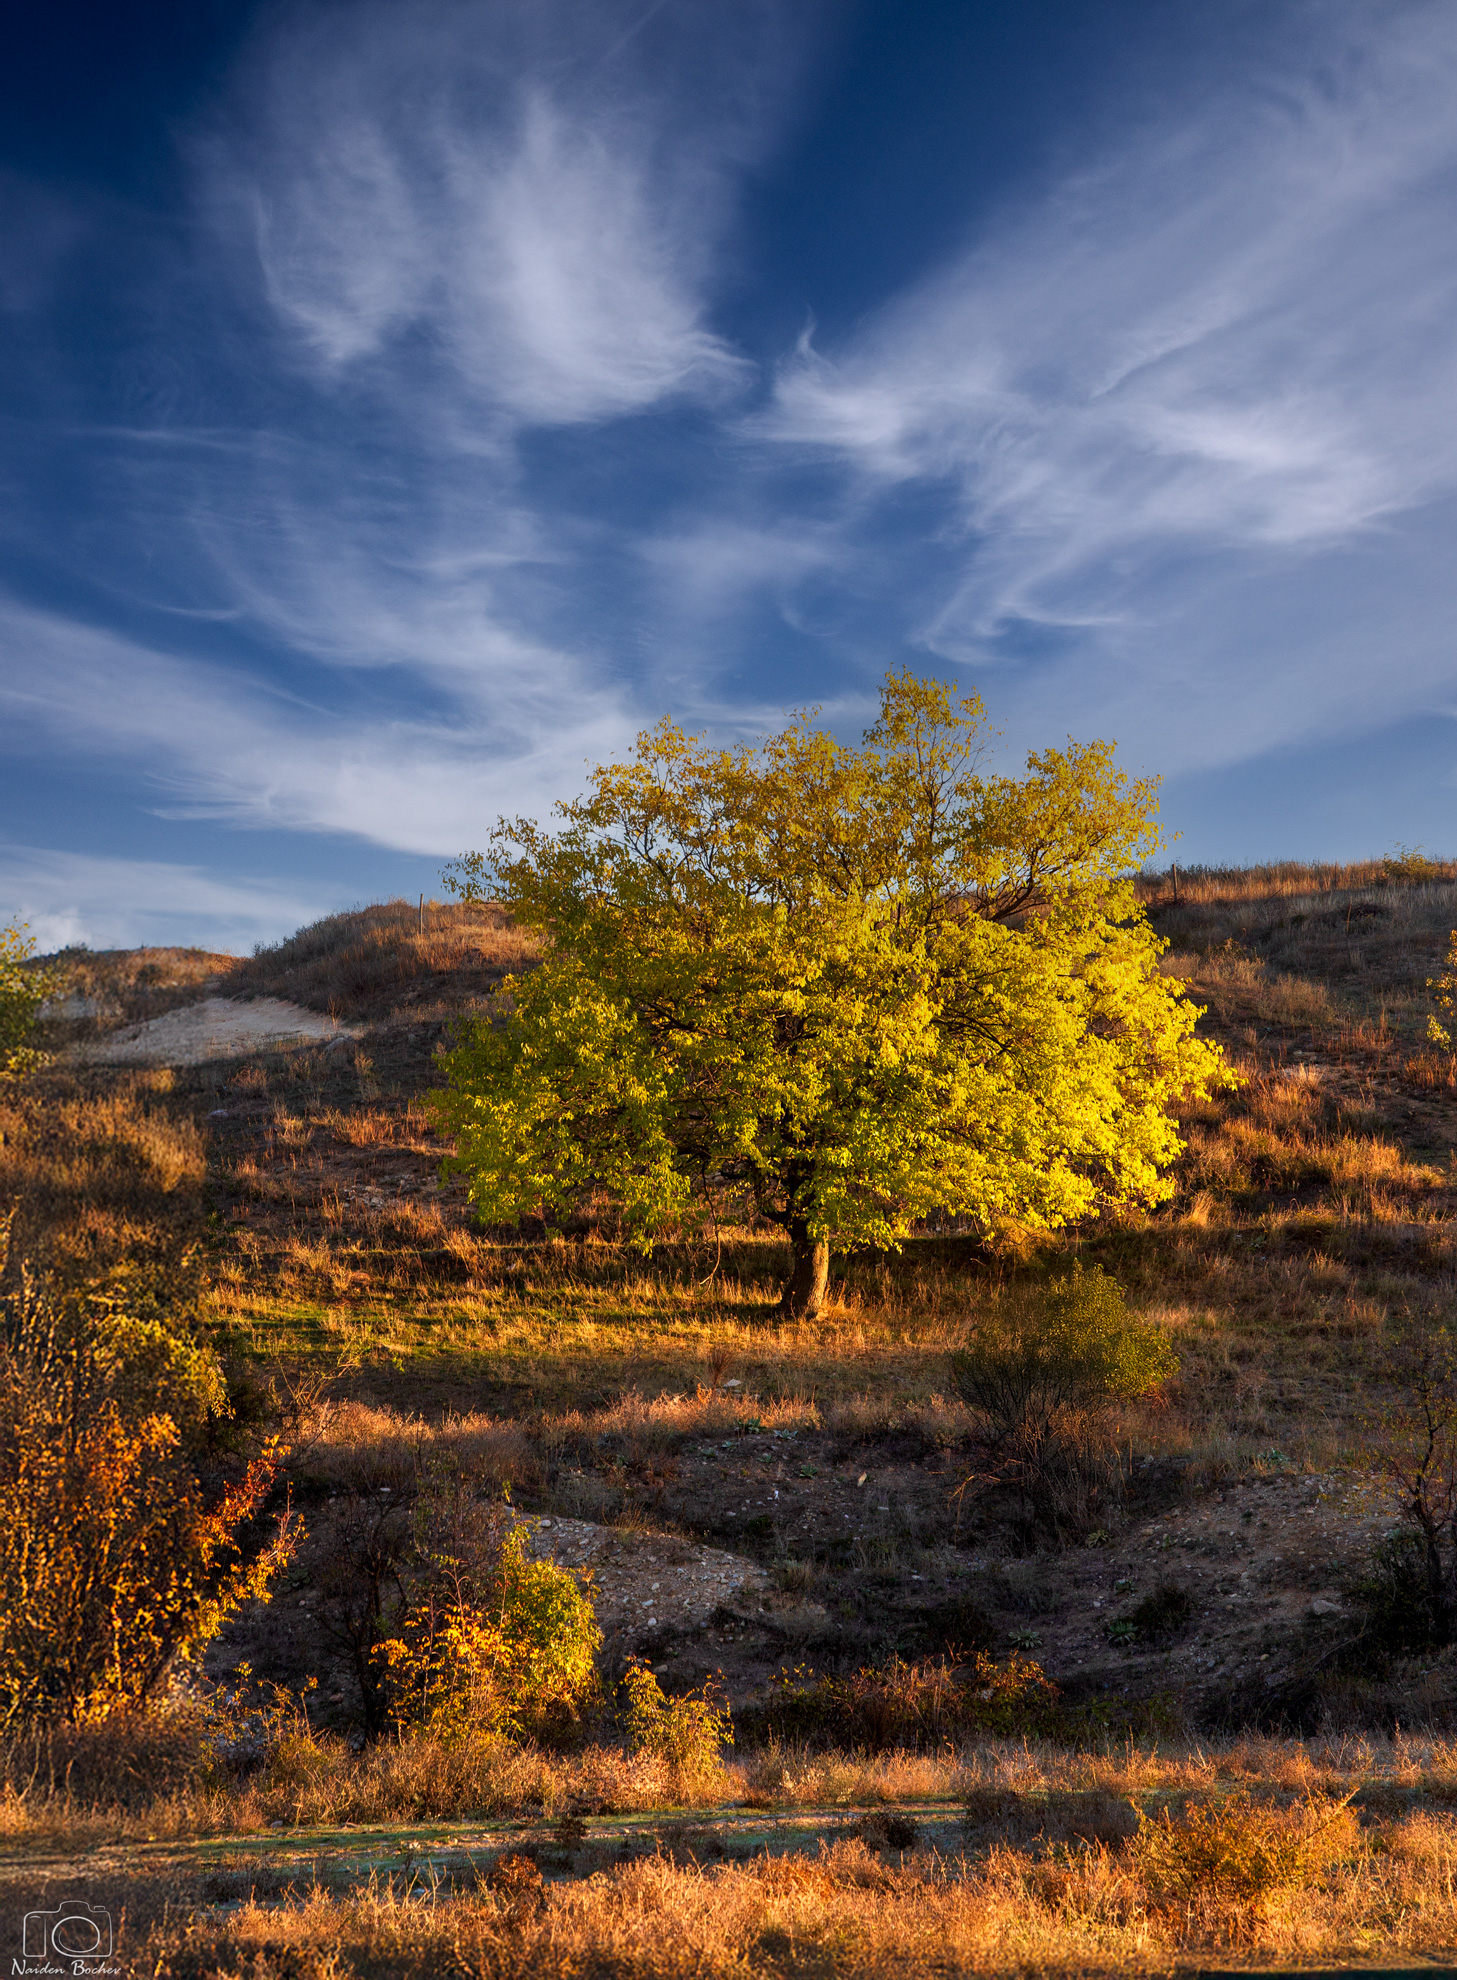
0 923 58 1078
435 670 1232 1316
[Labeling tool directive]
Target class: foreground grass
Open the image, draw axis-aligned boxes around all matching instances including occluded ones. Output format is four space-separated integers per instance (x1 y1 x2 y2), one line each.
121 1833 1457 1980
5 1722 1456 1846
13 1734 1457 1974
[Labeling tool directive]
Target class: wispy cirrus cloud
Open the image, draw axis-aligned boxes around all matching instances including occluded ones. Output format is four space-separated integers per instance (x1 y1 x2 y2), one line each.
11 0 1457 953
759 4 1457 768
208 0 798 428
0 845 327 955
36 0 815 850
0 602 638 852
0 0 817 947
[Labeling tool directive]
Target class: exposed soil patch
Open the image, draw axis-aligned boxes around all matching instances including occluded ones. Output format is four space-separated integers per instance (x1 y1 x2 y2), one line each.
984 1470 1397 1713
77 997 360 1065
520 1516 770 1645
641 1447 1403 1719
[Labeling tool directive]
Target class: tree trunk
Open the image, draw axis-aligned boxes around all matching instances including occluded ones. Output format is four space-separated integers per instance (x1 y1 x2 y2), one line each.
780 1219 829 1319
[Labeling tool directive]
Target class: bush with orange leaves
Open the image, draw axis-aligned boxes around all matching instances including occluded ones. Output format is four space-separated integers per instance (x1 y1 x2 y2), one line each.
372 1460 600 1745
0 1238 297 1728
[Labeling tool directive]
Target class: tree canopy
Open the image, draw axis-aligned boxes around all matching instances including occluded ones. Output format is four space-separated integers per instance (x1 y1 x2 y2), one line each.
433 670 1232 1314
0 923 56 1079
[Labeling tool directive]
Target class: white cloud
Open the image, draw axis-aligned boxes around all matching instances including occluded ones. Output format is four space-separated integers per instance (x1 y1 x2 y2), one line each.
639 519 841 618
0 845 326 955
0 601 639 853
23 0 1457 898
213 0 791 429
759 4 1457 766
67 0 823 833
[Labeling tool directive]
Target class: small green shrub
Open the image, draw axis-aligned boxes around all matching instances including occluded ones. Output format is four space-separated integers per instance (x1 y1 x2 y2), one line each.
622 1660 731 1781
951 1266 1175 1540
1125 1581 1194 1642
1384 843 1448 885
377 1468 600 1744
0 924 58 1078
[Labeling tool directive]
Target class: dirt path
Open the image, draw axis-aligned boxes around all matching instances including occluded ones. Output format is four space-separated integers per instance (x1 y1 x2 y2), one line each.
0 1801 962 1896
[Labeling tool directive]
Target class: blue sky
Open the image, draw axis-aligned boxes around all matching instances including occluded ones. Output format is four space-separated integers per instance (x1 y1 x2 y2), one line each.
4 0 1457 952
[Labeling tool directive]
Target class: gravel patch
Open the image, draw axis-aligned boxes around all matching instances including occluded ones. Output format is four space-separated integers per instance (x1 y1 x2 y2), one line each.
519 1516 770 1646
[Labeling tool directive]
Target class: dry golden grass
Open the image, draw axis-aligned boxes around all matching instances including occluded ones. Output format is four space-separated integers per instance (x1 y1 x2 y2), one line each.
1136 853 1457 903
0 1064 206 1277
0 1719 1451 1835
1151 871 1457 1024
16 875 1457 1977
196 868 1453 1438
128 1824 1457 1980
15 1734 1457 1974
186 870 1457 1488
224 896 538 1021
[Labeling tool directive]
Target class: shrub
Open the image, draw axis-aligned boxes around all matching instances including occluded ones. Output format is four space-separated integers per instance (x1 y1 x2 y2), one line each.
1133 1789 1356 1917
1428 930 1457 1047
1384 843 1449 885
950 1266 1175 1540
0 1257 295 1728
375 1463 600 1743
1125 1581 1194 1642
748 1653 1060 1751
0 924 58 1078
315 1494 412 1739
1364 1321 1457 1646
1346 1531 1444 1663
622 1660 732 1781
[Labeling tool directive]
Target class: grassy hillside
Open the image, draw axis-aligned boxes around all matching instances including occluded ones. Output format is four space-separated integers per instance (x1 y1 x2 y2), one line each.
10 864 1457 1971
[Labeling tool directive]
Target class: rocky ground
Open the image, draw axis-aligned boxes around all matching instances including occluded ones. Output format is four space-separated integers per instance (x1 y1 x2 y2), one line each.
212 1412 1401 1734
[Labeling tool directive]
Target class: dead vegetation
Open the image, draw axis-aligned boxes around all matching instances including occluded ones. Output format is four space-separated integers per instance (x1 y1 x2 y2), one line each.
42 944 231 1013
223 896 538 1022
14 1736 1457 1974
0 1063 207 1280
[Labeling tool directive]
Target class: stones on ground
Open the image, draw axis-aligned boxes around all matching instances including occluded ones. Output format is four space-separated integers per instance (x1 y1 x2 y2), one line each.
518 1515 769 1645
